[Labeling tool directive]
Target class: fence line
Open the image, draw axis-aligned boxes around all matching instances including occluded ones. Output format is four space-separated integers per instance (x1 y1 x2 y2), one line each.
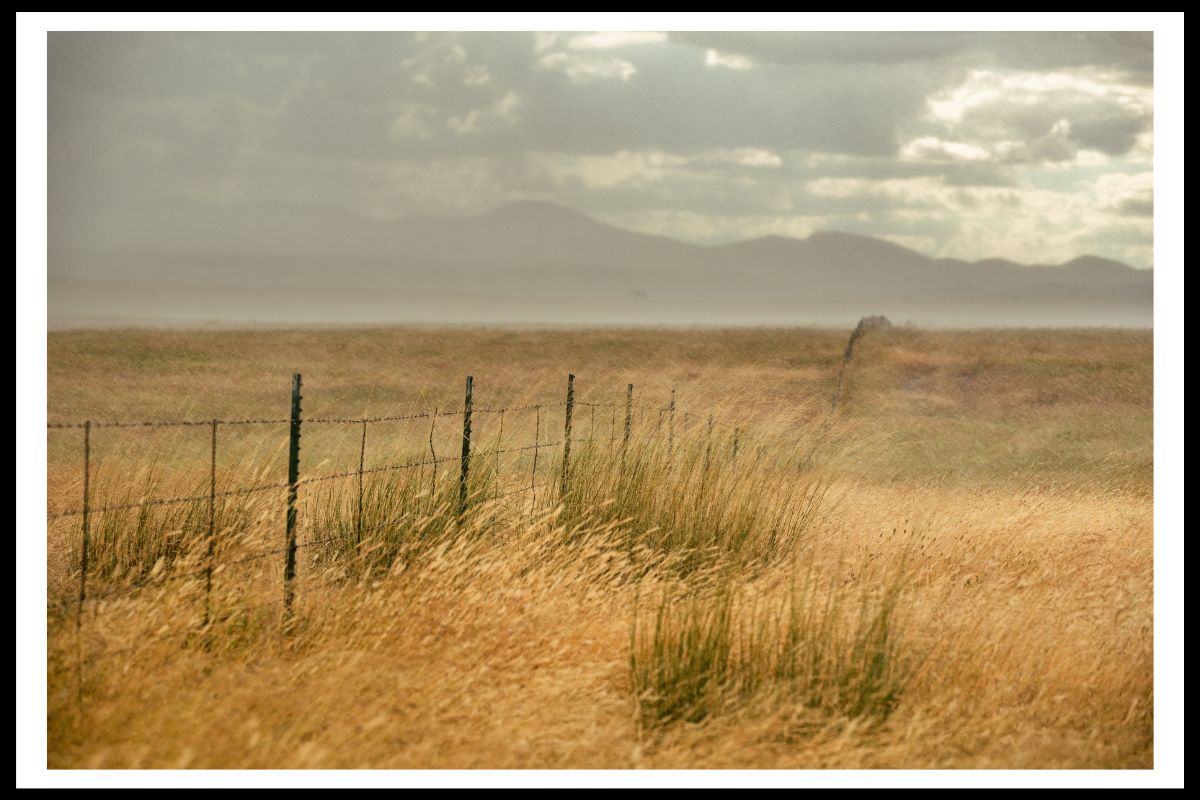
50 372 770 706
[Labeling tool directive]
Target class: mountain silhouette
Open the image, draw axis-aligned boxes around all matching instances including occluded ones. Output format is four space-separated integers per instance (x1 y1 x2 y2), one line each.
48 199 1152 328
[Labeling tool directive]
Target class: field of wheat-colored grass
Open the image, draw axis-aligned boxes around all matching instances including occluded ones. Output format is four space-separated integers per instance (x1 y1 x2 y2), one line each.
45 325 1152 769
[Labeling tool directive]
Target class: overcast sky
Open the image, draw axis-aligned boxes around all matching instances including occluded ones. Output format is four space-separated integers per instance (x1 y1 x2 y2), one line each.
48 31 1154 268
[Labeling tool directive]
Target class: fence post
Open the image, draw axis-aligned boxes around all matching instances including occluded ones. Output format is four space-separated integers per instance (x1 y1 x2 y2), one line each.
623 383 634 452
75 420 91 712
561 374 575 499
668 389 676 455
458 376 473 517
704 414 714 473
494 409 505 502
356 419 367 548
428 406 438 500
283 373 302 621
203 419 218 626
530 405 541 518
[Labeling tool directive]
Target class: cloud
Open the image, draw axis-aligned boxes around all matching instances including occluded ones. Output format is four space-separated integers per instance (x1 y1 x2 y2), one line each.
534 31 667 83
1093 171 1154 218
47 31 1154 269
529 149 686 190
704 49 754 70
538 51 637 83
567 32 667 50
922 68 1153 163
731 149 782 168
447 92 524 136
669 31 1152 81
900 136 992 163
674 31 979 66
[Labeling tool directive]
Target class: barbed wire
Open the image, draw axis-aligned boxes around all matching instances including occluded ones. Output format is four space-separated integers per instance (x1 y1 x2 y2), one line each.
47 424 755 520
305 410 455 425
49 480 290 520
47 418 290 430
48 382 761 524
44 397 716 433
76 477 561 603
299 455 458 486
487 441 562 456
47 402 574 431
49 372 838 684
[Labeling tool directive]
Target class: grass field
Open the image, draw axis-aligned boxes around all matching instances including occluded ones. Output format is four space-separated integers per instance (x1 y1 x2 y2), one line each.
45 325 1153 769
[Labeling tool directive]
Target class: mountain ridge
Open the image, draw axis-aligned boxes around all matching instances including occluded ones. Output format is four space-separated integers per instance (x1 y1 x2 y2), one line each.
48 197 1152 328
56 196 1150 276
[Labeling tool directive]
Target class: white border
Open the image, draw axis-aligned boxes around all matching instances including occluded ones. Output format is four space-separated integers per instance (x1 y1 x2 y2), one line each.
16 12 1184 789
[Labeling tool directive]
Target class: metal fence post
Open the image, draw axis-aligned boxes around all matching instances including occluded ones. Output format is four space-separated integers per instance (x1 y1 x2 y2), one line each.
203 419 218 626
356 419 367 548
283 373 302 621
530 405 541 518
668 389 676 455
458 376 473 516
561 374 575 498
494 409 504 502
623 383 634 452
428 406 438 500
75 420 91 711
77 420 91 629
704 414 714 473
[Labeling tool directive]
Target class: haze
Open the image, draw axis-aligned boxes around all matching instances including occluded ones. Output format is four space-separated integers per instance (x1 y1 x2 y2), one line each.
47 31 1154 328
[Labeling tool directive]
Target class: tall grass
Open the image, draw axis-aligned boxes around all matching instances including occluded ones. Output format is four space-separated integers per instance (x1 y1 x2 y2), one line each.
45 326 1154 768
306 447 510 576
555 426 831 573
63 471 266 590
631 559 911 730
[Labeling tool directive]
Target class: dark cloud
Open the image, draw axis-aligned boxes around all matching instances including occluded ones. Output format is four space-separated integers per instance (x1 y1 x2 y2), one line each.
670 32 980 65
955 95 1150 160
1116 198 1153 217
669 31 1152 82
46 30 1154 268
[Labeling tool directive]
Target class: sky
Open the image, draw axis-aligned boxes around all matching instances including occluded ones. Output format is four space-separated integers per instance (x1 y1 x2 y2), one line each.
47 30 1154 268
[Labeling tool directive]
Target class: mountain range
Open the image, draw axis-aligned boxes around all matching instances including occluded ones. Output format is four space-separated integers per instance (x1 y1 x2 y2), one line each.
48 199 1152 328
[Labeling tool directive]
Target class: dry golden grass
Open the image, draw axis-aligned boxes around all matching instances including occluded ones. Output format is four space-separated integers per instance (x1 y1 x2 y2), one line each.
46 325 1152 769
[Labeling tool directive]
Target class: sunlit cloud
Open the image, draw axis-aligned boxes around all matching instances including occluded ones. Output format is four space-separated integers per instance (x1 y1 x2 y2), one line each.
704 49 754 70
538 51 637 83
567 31 667 50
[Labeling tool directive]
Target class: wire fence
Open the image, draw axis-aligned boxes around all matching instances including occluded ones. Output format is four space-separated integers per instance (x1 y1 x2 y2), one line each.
48 373 761 669
47 318 899 717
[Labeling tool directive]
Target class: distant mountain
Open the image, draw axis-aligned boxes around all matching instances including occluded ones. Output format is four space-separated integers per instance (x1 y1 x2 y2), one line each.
59 197 705 269
48 199 1152 328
